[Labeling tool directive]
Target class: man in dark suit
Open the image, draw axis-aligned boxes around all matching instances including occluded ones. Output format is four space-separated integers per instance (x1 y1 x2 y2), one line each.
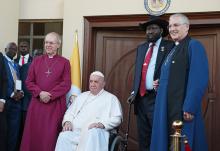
0 52 8 151
4 42 24 151
15 41 32 66
131 17 174 151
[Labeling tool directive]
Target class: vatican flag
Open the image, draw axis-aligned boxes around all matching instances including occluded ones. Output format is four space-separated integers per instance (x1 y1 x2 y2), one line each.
66 30 81 106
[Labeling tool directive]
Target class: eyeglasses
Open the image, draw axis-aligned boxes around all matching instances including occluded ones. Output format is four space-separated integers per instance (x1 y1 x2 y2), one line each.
44 41 58 45
167 23 186 29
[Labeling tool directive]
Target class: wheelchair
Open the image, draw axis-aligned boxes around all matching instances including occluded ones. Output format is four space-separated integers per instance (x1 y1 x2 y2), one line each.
108 94 135 151
108 95 134 151
108 128 124 151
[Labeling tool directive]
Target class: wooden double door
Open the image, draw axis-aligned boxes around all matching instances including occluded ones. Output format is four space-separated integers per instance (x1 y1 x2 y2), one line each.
82 12 220 151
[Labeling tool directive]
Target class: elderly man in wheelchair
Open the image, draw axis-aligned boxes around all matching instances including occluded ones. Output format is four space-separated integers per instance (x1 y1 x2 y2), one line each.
55 71 123 151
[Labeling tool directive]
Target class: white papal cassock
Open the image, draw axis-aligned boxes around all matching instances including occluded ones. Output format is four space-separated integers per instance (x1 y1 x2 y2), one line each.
55 89 123 151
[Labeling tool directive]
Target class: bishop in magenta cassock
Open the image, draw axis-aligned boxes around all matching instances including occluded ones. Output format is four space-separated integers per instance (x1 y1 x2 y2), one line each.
20 32 71 151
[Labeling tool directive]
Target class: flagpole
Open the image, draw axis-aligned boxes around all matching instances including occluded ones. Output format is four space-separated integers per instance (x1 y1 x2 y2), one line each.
66 29 81 106
75 30 78 43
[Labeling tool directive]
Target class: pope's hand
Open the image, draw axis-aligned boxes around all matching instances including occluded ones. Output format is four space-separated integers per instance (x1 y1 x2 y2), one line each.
62 121 73 131
88 122 105 129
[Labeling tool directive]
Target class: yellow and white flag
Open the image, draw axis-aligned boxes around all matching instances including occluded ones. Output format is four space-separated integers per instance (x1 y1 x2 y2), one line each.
66 30 81 106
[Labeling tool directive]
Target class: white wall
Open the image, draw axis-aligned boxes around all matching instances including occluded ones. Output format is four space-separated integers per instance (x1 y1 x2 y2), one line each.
0 0 19 52
2 0 220 60
19 0 64 19
62 0 220 62
0 0 64 52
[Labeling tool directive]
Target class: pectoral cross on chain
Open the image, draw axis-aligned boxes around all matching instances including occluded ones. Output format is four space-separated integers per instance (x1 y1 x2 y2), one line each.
45 69 52 77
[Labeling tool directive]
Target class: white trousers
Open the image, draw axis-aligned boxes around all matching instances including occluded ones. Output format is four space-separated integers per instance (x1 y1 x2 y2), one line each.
55 128 109 151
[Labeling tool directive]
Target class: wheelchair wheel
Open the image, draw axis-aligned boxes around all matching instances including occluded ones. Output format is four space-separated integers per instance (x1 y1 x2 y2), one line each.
110 135 124 151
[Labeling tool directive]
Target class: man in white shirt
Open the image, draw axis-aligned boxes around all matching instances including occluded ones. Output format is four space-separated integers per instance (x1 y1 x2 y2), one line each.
55 71 123 151
132 16 174 151
15 41 32 66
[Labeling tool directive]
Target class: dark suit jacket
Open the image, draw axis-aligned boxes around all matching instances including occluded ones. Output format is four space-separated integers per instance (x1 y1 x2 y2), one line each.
0 52 7 100
4 57 20 98
132 39 174 114
132 39 174 102
20 62 32 111
4 56 22 151
0 52 8 151
15 55 32 66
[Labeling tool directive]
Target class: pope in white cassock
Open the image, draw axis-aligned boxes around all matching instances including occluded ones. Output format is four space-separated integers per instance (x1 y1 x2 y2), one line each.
55 71 123 151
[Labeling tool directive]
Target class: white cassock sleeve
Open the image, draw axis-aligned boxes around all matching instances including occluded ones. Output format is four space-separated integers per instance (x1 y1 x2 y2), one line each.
98 95 123 130
62 97 78 126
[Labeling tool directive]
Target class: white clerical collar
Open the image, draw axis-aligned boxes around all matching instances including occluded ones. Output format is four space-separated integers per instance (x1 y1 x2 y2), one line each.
175 41 180 46
47 54 58 58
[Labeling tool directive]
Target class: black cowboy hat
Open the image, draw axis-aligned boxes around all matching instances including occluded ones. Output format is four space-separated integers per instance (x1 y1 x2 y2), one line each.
139 16 169 37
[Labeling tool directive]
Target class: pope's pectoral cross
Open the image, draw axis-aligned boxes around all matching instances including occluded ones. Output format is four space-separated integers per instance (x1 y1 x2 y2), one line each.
45 69 52 77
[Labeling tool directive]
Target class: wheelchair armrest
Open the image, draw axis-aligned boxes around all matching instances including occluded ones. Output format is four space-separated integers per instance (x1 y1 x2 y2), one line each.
109 128 118 149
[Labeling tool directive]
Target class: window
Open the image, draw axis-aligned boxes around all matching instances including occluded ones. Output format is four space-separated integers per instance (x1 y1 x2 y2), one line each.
18 20 63 55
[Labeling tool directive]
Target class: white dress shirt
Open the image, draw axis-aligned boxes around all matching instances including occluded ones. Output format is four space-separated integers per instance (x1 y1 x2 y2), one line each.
19 54 30 66
145 37 162 90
